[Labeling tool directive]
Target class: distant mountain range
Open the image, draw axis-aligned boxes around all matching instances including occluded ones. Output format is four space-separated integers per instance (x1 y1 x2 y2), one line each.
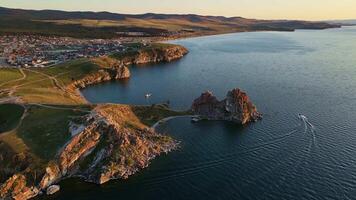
326 19 356 25
0 7 341 39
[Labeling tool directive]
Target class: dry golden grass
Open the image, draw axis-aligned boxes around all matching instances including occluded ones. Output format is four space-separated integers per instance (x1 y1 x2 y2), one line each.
96 104 190 127
37 18 241 32
0 60 97 105
96 104 147 129
91 56 118 68
0 131 29 154
0 69 23 85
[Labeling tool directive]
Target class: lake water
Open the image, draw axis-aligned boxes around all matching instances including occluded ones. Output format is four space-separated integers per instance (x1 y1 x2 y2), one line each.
49 26 356 199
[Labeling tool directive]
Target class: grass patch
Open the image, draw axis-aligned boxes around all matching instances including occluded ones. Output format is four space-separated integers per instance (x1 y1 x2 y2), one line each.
16 105 88 160
97 104 190 128
0 60 100 104
131 104 191 126
111 43 180 60
37 59 99 85
0 69 48 89
0 68 23 85
0 104 24 133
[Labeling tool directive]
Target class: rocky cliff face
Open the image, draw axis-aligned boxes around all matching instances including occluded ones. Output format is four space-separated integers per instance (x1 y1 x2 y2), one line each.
69 66 130 90
0 174 39 200
192 88 261 124
117 45 188 66
38 104 178 188
65 64 130 102
68 44 187 95
0 105 178 200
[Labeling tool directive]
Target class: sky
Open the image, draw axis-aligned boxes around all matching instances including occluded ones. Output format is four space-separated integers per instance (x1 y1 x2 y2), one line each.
1 0 356 20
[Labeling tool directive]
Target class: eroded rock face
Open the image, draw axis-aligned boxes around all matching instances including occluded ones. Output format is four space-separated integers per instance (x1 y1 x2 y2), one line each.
119 45 189 66
69 66 130 90
192 88 261 124
0 174 39 200
1 105 178 200
83 105 178 184
39 162 61 190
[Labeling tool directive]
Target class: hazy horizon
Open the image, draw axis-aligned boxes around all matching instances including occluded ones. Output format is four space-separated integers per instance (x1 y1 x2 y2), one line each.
1 0 356 21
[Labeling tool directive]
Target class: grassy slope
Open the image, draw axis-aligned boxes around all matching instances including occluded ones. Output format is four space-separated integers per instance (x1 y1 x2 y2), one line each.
38 59 99 85
37 18 233 32
16 105 90 160
0 6 339 39
0 105 90 184
0 59 99 105
0 104 24 133
111 43 180 60
0 69 23 85
132 104 191 126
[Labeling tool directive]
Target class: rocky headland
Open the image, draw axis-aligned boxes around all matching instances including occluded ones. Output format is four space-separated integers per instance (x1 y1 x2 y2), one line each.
0 43 188 200
0 104 180 200
111 44 189 66
192 88 262 125
67 44 188 98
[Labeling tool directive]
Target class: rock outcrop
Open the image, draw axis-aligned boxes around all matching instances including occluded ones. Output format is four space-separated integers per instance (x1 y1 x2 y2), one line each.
67 44 188 97
0 174 39 200
0 105 179 200
114 44 189 66
192 88 261 124
69 66 130 90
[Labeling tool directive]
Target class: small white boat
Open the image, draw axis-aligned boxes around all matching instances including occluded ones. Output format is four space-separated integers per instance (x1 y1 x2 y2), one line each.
298 114 307 120
191 117 201 123
145 93 152 98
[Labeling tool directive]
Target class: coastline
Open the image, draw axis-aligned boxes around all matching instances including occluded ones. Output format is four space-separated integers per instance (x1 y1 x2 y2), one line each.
151 115 196 131
155 25 342 43
0 26 342 199
0 43 192 200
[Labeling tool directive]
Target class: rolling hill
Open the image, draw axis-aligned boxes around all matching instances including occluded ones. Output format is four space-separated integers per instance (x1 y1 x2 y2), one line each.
0 7 340 39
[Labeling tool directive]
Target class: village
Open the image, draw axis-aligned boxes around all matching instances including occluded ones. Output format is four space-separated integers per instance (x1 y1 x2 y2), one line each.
0 35 138 68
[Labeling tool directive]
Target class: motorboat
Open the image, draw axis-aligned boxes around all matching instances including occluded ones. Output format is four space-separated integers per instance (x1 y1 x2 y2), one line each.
145 93 152 98
298 114 307 120
191 116 201 123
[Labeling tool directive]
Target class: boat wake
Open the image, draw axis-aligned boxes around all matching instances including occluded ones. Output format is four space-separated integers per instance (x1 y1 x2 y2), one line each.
140 114 318 186
299 114 317 147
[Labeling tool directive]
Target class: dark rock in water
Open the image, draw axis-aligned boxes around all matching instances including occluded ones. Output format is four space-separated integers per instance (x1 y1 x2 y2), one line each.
192 88 261 125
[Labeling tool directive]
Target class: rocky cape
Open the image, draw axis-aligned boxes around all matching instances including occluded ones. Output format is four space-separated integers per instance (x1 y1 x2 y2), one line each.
68 44 188 97
0 44 188 200
0 105 179 200
111 44 189 66
192 88 262 125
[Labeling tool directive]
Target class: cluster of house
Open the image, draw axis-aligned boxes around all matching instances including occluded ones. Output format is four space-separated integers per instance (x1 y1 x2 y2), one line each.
0 35 126 68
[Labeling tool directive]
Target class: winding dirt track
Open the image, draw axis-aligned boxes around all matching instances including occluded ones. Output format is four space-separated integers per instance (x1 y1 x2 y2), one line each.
0 68 26 87
0 69 26 103
24 69 66 91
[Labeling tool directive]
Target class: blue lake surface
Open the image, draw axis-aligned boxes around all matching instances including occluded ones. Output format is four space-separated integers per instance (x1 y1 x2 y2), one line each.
48 26 356 200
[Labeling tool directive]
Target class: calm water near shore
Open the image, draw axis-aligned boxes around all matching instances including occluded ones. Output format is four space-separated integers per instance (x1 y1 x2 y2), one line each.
46 26 356 199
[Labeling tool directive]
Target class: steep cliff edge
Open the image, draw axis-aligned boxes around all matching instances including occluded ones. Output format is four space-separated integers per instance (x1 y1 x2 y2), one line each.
68 66 130 91
111 43 188 66
192 88 262 124
0 104 181 200
67 44 188 98
39 104 179 190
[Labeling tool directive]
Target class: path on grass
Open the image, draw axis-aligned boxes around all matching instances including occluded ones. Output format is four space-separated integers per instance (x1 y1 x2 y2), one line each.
0 68 26 87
